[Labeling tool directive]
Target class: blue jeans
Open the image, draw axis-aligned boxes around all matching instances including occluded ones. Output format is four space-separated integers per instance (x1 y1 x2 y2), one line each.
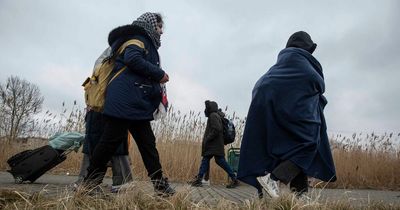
197 155 236 179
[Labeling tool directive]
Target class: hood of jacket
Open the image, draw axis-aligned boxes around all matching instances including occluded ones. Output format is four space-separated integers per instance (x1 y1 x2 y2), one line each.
286 31 317 54
204 100 218 117
107 24 148 50
217 109 225 118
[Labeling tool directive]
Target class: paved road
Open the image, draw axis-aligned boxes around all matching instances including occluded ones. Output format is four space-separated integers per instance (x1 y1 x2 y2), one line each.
0 171 399 207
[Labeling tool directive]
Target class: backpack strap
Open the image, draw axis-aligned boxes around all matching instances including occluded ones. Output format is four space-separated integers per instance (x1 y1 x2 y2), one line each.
117 39 145 54
108 66 127 85
108 39 146 84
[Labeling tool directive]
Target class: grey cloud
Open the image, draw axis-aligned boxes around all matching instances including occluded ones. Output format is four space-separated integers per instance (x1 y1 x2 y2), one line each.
0 0 398 132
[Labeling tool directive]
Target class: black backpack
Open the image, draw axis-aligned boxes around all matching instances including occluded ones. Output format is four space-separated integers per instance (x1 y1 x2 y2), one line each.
221 117 236 145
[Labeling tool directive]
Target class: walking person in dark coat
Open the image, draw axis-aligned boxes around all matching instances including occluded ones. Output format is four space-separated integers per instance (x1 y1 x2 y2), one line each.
76 43 134 192
237 31 336 198
190 100 239 188
83 12 174 196
74 109 132 193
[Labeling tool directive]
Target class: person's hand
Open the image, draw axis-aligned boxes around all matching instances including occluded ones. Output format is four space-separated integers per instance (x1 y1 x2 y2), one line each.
160 73 169 83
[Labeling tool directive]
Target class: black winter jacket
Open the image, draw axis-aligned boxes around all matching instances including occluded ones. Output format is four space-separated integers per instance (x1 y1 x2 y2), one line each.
103 24 165 121
202 101 225 157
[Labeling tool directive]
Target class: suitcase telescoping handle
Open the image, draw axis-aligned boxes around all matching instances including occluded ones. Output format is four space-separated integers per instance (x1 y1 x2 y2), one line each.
61 147 75 157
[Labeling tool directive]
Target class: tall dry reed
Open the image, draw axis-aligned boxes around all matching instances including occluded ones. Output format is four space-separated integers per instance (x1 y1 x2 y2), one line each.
1 187 398 210
0 103 399 189
328 132 400 190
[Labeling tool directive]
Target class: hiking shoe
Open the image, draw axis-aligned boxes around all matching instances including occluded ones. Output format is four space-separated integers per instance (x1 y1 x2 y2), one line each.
152 177 175 196
257 173 280 198
226 178 239 188
188 176 202 187
111 181 134 193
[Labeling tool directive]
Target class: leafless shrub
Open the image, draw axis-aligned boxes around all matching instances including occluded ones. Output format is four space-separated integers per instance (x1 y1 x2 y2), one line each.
0 75 44 142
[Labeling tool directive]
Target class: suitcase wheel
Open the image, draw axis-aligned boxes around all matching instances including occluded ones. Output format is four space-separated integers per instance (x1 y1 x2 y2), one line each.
15 176 23 184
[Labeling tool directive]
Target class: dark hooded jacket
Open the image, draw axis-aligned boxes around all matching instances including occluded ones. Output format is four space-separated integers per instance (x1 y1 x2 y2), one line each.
103 24 165 121
237 31 336 190
202 101 225 157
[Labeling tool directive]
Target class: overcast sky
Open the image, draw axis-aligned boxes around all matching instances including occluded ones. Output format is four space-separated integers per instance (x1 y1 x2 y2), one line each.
0 0 399 133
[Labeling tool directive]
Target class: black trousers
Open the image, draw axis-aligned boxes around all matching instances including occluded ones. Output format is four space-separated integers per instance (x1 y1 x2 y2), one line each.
85 115 163 185
272 160 308 194
83 110 128 156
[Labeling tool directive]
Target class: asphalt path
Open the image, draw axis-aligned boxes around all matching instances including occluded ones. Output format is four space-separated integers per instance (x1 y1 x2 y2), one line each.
0 171 399 207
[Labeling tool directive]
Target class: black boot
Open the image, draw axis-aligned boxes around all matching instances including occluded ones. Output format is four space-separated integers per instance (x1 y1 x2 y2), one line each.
152 177 175 196
189 176 202 187
226 178 239 188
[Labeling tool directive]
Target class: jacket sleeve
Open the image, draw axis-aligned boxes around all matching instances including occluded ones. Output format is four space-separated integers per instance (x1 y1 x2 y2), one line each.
122 42 165 82
204 113 223 141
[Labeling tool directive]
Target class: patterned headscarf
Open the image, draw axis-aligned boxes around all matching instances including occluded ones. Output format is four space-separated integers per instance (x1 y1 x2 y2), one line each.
132 12 161 49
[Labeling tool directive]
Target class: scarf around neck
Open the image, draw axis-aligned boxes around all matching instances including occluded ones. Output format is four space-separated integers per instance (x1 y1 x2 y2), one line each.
133 12 161 49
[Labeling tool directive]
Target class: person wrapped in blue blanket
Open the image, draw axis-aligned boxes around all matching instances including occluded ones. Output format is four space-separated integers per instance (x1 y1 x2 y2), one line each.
237 31 336 198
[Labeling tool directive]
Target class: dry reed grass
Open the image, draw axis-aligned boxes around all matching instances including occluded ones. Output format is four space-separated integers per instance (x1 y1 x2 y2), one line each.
327 133 400 190
1 187 399 210
330 146 400 190
0 103 399 189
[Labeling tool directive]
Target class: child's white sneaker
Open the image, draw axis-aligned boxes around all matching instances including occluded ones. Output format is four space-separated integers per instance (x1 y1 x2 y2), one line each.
201 179 210 186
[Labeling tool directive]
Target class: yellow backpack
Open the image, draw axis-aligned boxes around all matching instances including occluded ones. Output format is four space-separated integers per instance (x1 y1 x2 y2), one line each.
82 39 145 111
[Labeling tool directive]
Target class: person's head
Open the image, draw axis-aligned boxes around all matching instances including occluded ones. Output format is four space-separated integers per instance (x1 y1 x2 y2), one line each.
155 13 163 36
286 31 317 54
204 100 219 117
136 12 164 36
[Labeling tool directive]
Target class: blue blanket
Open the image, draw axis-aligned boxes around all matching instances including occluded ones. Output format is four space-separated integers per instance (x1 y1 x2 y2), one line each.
237 47 336 190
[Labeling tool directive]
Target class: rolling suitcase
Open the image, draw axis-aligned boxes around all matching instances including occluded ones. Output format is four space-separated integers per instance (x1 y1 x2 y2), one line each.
7 145 67 183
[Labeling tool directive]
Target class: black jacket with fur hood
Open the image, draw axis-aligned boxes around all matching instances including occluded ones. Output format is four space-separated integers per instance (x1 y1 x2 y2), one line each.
103 24 165 121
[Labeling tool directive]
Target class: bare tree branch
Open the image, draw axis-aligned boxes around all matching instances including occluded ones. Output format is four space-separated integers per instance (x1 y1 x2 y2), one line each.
0 76 44 142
